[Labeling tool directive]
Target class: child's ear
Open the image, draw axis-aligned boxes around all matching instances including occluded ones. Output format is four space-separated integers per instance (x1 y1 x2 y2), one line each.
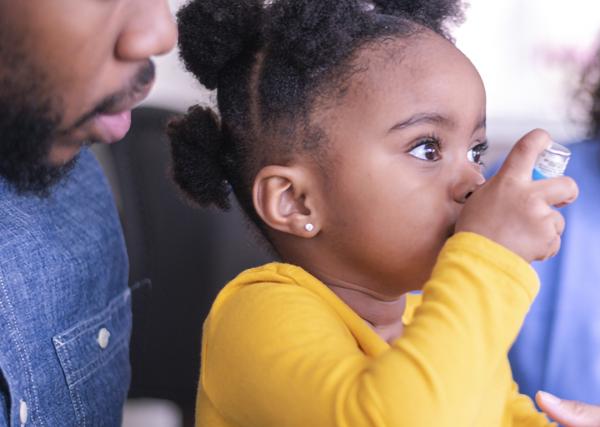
252 165 321 238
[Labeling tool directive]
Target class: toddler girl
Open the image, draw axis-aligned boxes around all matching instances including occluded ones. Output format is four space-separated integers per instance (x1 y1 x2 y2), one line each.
169 1 578 425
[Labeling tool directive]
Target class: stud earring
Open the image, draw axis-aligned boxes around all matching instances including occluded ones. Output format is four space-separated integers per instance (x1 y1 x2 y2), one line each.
304 223 315 232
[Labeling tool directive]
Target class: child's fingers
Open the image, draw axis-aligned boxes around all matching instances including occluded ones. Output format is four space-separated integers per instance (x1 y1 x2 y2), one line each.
536 391 600 427
538 212 564 260
533 176 579 207
553 211 566 236
496 129 552 180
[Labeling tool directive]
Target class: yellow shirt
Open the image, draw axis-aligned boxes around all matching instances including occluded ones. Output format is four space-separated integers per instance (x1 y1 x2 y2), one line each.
196 232 554 426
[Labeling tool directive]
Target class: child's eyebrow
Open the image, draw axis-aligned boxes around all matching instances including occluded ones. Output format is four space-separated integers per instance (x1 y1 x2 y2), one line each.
387 114 487 135
474 116 487 133
388 113 453 133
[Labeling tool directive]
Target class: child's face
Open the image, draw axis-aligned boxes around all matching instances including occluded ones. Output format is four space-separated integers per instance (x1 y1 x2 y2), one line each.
315 31 487 296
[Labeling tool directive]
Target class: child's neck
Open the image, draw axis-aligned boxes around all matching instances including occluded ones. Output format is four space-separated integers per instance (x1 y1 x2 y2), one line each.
315 271 407 343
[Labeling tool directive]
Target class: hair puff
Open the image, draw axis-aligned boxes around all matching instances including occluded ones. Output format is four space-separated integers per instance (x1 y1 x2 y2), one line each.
177 0 263 90
167 106 231 210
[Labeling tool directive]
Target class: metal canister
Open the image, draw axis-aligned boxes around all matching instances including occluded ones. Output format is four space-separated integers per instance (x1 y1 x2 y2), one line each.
532 142 571 180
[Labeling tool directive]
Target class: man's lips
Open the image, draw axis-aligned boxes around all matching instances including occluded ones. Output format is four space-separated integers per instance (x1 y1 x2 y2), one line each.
89 79 154 144
94 111 133 144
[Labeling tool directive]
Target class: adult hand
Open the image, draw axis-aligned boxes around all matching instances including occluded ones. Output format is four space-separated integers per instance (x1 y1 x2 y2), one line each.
537 391 600 427
456 129 579 262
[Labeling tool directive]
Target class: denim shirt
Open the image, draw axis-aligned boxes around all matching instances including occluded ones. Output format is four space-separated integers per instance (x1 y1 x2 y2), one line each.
507 140 600 402
0 149 131 427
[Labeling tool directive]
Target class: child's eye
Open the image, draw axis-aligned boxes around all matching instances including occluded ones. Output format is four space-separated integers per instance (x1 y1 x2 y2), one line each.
409 138 441 161
467 141 489 165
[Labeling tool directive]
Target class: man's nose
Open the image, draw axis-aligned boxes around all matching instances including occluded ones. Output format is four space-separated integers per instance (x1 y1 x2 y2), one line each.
116 0 178 61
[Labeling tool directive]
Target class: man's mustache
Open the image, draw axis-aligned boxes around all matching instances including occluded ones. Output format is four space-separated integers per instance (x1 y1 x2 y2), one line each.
65 60 156 132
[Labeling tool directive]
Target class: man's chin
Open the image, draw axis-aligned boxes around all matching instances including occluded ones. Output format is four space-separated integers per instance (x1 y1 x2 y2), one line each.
0 153 79 197
48 141 87 166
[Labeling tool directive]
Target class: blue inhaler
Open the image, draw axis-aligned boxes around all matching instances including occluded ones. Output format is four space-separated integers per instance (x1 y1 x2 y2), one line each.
532 142 571 180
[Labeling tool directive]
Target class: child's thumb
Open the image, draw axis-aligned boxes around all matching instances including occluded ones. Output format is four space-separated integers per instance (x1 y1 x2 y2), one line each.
536 390 600 427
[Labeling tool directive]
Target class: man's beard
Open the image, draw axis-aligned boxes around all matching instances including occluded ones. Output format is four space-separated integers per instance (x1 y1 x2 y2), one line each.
0 93 78 196
0 39 76 197
0 31 155 196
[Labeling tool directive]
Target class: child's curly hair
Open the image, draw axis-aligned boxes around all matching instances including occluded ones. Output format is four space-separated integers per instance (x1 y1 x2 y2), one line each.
168 0 465 227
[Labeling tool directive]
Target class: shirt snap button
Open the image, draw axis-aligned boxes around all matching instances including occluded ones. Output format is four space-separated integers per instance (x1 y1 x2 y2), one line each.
97 328 111 349
19 399 28 424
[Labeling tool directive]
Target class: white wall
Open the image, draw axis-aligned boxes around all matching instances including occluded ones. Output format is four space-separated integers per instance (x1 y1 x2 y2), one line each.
455 0 600 153
142 0 212 112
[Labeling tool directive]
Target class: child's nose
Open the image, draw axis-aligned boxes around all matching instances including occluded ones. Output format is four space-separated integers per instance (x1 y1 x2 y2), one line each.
452 165 486 204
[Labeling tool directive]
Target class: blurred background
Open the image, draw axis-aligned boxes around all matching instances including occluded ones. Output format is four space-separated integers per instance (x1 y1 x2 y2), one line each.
97 1 600 425
146 0 600 157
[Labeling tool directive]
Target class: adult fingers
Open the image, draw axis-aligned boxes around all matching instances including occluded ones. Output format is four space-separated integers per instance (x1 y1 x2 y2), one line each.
537 391 600 427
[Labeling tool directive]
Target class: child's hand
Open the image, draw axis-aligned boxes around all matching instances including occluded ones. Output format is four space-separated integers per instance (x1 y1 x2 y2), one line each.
455 129 579 262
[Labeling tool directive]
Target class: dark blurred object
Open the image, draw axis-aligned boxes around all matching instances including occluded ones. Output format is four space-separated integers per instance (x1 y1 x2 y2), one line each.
98 106 272 426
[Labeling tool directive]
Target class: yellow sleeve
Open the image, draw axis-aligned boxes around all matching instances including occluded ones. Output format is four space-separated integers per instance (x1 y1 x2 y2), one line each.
508 381 556 426
202 232 541 427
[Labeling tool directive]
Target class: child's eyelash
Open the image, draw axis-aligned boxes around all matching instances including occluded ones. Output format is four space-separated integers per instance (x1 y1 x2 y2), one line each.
409 134 442 151
408 137 489 161
473 140 489 153
471 140 489 166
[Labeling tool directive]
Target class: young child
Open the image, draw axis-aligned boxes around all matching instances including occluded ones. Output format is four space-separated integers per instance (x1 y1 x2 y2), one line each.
168 0 578 425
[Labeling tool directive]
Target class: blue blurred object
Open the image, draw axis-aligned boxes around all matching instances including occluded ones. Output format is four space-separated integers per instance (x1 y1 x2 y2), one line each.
489 140 600 403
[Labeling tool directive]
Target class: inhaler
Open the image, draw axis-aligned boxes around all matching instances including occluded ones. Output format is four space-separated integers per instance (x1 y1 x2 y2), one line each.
532 142 571 180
